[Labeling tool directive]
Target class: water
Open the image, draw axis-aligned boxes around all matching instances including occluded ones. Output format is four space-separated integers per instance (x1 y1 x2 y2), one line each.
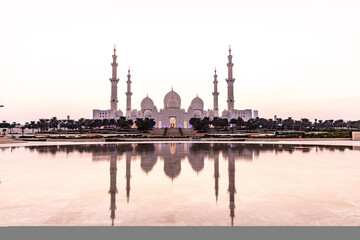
0 143 360 226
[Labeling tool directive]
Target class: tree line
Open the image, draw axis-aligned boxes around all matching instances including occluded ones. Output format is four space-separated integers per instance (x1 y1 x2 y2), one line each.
1 116 360 135
189 117 360 132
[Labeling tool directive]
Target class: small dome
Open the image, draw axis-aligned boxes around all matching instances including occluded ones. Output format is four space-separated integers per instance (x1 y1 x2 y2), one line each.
190 96 204 110
152 106 158 113
141 96 154 110
208 110 215 117
164 89 181 108
144 110 152 118
131 109 138 117
167 97 179 109
115 110 123 117
194 110 201 118
222 110 230 118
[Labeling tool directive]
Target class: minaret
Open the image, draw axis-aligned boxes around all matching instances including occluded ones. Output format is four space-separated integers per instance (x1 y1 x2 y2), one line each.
109 153 118 226
110 46 120 113
212 68 219 116
125 67 132 118
214 154 219 203
126 152 131 203
226 46 235 111
228 154 236 226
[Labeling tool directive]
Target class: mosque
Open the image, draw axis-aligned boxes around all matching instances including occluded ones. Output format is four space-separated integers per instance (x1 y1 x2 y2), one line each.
93 47 258 128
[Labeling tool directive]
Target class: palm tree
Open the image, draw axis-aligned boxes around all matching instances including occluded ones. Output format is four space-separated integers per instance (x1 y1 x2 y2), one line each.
30 121 37 134
21 126 26 136
9 122 16 134
49 117 59 131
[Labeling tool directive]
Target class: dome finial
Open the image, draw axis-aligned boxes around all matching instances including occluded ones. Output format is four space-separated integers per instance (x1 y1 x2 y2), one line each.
128 66 130 73
229 45 231 54
113 44 116 53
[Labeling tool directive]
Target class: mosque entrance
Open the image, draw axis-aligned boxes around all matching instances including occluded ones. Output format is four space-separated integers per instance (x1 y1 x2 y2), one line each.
169 117 176 128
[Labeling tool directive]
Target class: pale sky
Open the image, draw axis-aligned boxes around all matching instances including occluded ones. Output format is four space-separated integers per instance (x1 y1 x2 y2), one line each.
1 0 360 123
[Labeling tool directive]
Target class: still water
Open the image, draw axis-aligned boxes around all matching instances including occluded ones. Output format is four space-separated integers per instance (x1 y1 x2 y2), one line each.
1 143 360 226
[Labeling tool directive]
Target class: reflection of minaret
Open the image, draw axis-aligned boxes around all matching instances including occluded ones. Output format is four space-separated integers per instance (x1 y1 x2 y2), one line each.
212 68 219 116
110 46 120 113
126 152 131 203
214 154 219 203
125 67 132 118
226 46 235 111
109 154 118 226
228 155 236 226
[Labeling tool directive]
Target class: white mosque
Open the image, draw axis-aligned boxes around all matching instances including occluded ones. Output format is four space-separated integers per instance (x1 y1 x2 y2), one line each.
93 47 258 128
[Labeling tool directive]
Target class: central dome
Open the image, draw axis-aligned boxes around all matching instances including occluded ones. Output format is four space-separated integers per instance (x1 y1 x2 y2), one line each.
167 97 179 109
164 89 181 108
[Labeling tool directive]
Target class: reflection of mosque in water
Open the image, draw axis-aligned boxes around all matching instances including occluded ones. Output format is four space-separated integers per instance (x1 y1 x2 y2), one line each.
23 143 357 226
91 143 257 226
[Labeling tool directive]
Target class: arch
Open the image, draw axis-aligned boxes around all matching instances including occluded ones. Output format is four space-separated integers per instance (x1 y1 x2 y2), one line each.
169 117 176 128
184 121 188 128
158 121 162 128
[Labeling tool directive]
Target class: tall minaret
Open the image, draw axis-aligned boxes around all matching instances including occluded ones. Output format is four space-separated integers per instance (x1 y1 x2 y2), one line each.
125 67 132 118
228 154 236 226
212 68 219 116
110 46 120 113
109 153 118 226
226 46 235 111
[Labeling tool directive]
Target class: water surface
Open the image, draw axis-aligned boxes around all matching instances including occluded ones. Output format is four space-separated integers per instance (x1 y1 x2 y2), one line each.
1 143 360 226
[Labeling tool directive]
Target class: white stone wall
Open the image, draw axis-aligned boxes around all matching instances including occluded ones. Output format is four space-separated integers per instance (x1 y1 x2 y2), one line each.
93 109 113 119
353 132 360 141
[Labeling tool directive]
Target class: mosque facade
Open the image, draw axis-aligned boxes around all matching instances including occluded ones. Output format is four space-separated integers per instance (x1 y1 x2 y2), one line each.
93 47 258 128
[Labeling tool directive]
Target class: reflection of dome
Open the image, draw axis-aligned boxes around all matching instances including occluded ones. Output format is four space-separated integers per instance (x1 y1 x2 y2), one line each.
131 109 138 117
190 96 204 110
222 110 230 118
144 110 152 118
164 89 181 108
140 155 157 173
208 110 215 118
188 156 204 173
164 158 181 180
141 96 154 110
167 97 179 109
194 110 201 118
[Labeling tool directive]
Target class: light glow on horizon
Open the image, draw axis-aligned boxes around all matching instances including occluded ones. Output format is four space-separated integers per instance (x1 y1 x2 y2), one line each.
1 0 360 123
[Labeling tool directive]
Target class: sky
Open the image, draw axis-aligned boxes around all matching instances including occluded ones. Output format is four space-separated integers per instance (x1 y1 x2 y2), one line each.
0 0 360 123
